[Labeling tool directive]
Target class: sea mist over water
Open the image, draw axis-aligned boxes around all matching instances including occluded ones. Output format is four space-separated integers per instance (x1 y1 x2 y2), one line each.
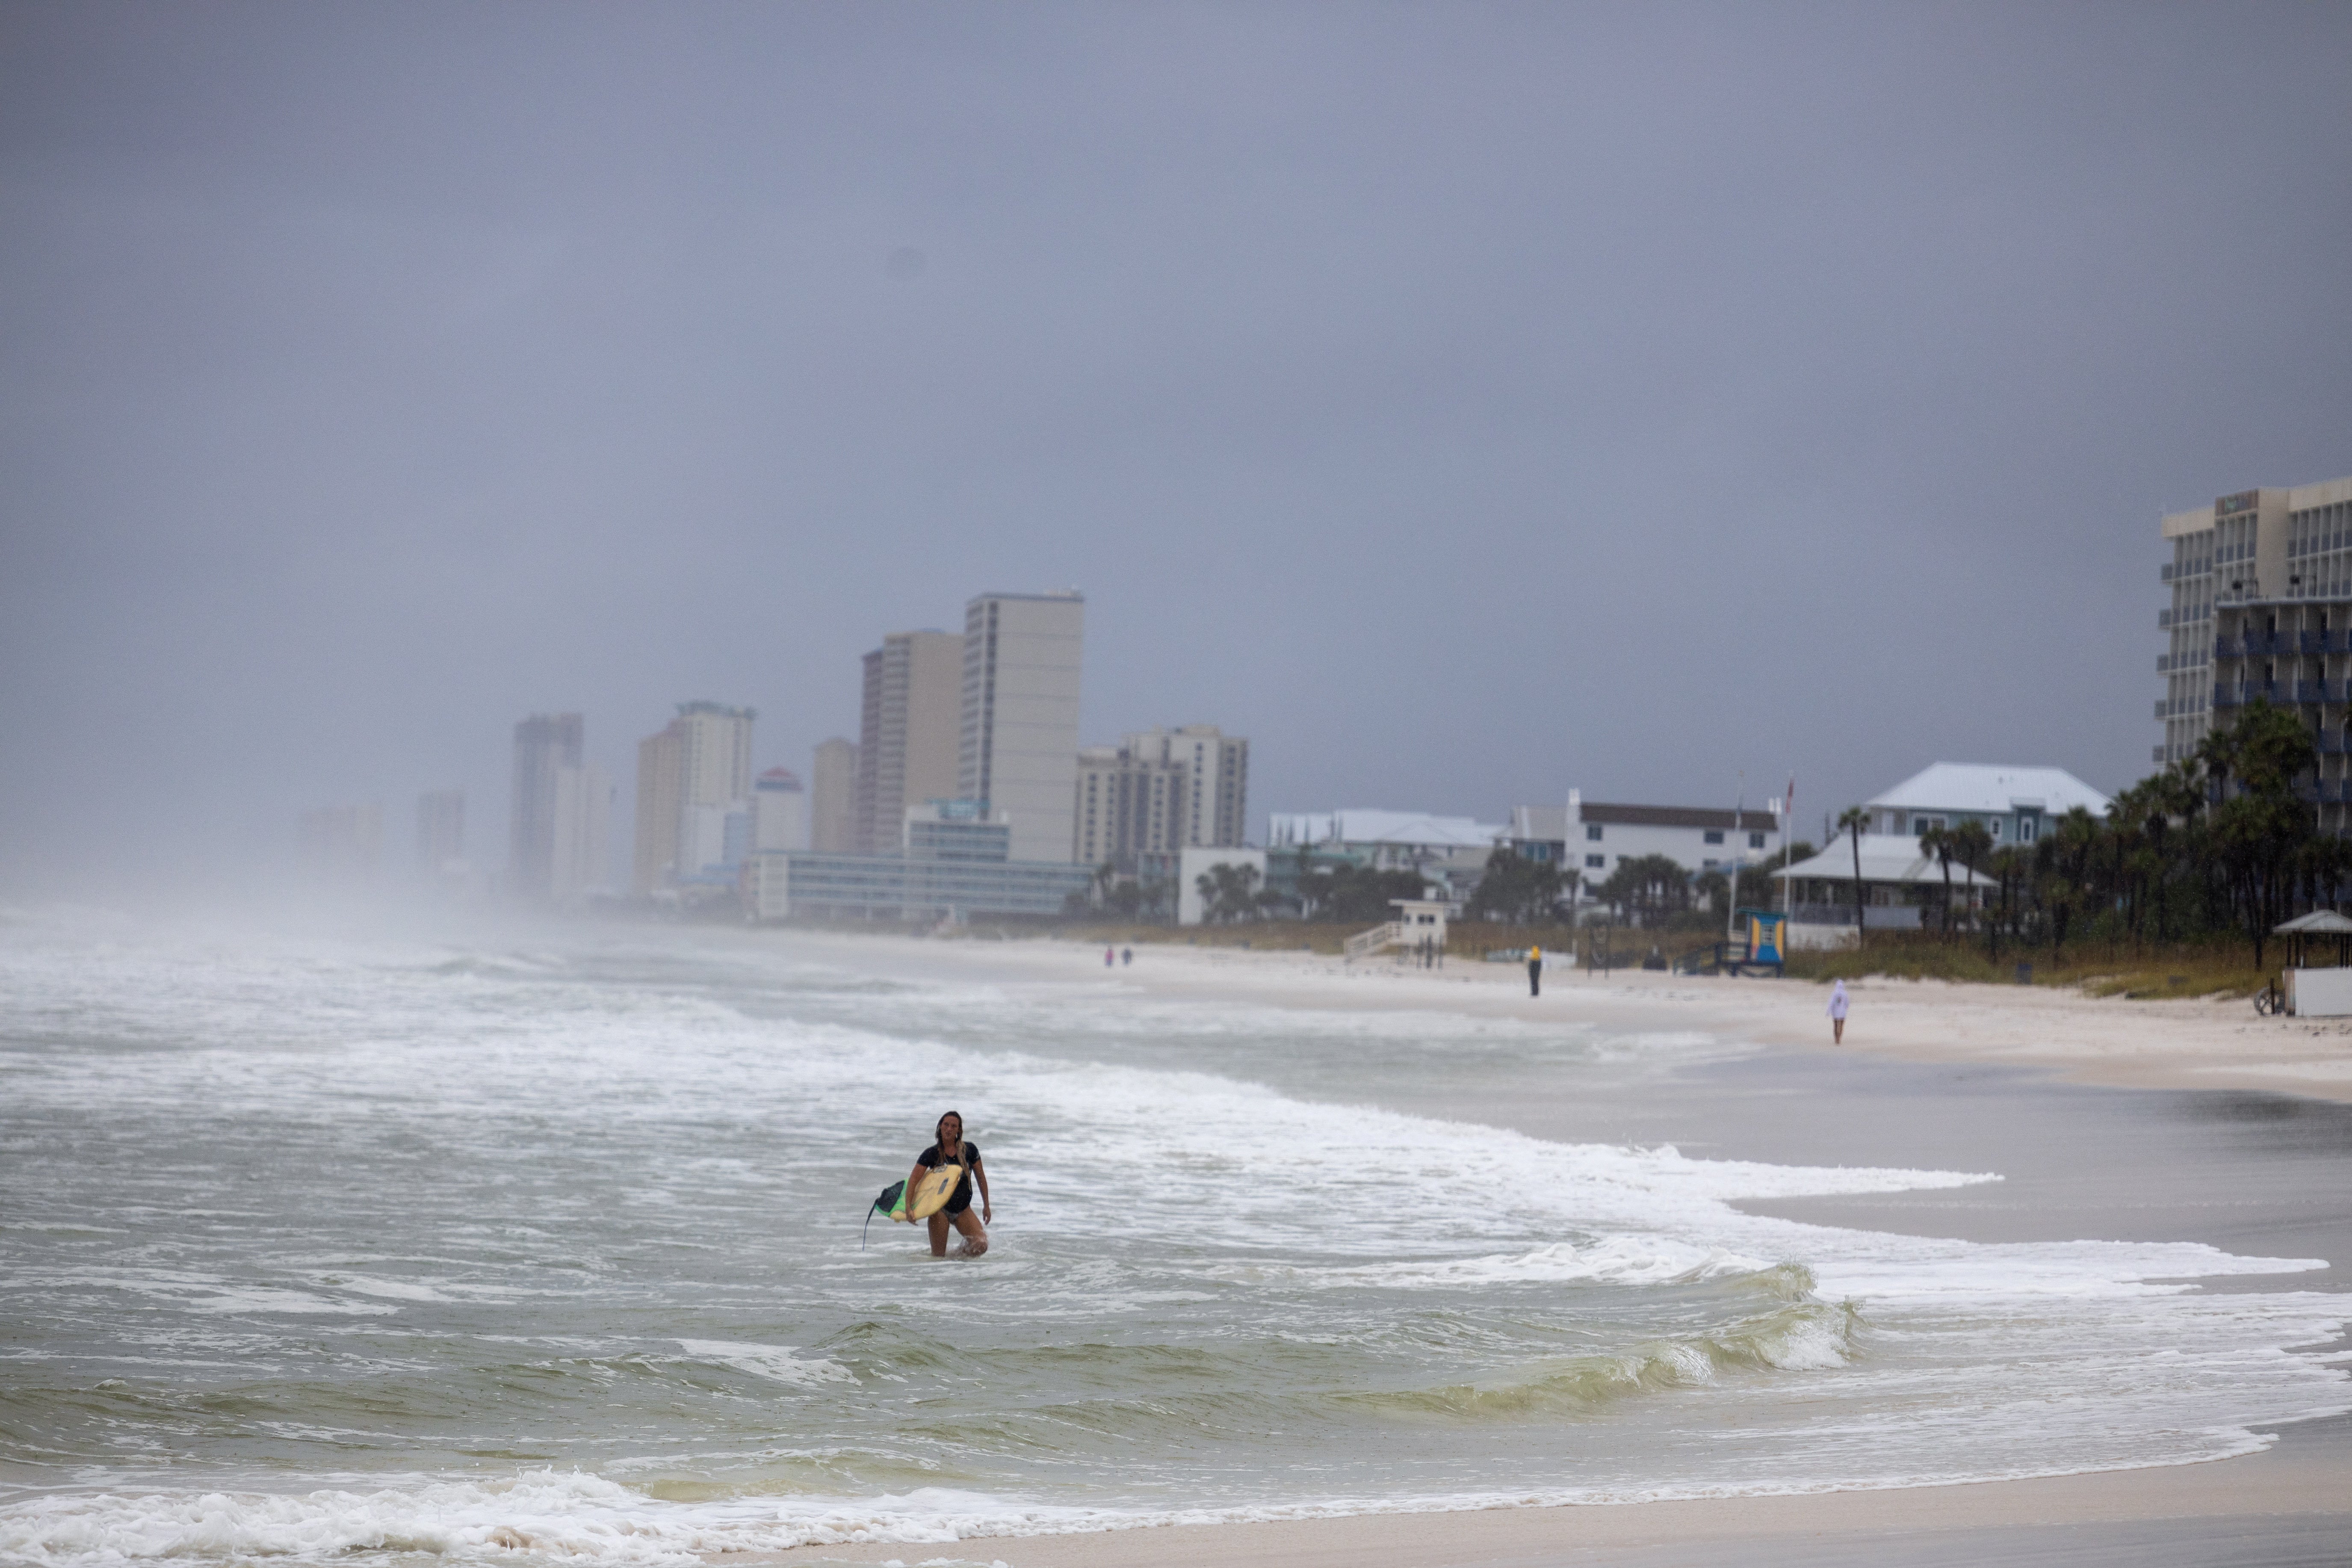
2 912 2346 1563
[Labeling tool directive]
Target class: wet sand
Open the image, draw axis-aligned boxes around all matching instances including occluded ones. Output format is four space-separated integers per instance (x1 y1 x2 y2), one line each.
736 931 2352 1567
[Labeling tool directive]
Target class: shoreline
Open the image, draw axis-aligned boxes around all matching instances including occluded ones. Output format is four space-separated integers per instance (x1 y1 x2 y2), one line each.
722 926 2352 1566
774 927 2352 1104
755 1418 2352 1566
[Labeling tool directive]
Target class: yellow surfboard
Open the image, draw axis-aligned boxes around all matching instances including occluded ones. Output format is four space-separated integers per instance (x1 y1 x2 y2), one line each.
900 1163 964 1222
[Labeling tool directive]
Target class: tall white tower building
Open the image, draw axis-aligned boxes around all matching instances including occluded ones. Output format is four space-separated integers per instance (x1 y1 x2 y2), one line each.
550 763 613 901
2157 475 2352 766
960 591 1084 863
753 767 805 852
634 700 756 889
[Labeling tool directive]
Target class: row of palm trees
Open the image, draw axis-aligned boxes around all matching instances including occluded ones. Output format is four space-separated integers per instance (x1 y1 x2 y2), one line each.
1827 701 2340 966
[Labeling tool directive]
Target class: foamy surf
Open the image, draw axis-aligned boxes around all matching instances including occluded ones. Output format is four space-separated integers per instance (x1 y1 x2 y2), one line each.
1 917 2346 1567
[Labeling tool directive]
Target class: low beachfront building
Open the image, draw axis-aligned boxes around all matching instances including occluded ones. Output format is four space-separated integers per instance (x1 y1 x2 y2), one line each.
1772 840 2000 949
1265 809 1504 904
1857 764 2111 848
1509 791 1784 884
748 799 1090 923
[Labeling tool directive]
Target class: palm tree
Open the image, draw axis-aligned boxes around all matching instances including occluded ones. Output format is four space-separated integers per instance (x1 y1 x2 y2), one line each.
1917 823 1954 937
1948 820 1994 936
1836 805 1870 950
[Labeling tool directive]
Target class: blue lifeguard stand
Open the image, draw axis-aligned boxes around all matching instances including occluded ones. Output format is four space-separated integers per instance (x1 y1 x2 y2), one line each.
1737 909 1787 974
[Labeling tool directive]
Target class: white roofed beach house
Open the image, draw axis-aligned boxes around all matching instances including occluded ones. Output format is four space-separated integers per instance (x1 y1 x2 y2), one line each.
1859 763 2111 850
1775 763 2111 949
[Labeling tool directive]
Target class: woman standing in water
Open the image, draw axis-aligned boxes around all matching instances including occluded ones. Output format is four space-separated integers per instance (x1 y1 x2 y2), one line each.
907 1110 991 1258
1827 979 1850 1045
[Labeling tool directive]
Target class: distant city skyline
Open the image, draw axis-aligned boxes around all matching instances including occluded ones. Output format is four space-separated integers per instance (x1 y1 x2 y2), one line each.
4 8 2347 894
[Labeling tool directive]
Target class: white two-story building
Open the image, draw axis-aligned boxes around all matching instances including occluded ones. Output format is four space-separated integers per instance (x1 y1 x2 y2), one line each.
1507 790 1783 885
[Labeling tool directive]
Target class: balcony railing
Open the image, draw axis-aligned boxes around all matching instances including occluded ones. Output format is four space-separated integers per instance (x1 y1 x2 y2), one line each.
2214 682 2287 709
1788 904 1924 930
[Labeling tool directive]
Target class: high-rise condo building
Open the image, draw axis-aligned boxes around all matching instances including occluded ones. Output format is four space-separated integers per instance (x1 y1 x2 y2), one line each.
1073 744 1187 869
960 591 1084 863
416 789 464 874
1125 726 1250 849
1070 727 1250 869
510 712 583 899
856 630 964 853
810 738 859 853
633 724 684 895
753 767 805 852
549 764 613 901
632 700 756 891
2158 475 2352 768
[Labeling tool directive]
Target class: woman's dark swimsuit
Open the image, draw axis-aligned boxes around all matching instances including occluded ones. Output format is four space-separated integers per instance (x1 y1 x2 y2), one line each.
916 1141 982 1217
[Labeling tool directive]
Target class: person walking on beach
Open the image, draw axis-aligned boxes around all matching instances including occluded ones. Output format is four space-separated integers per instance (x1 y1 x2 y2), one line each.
1528 944 1543 997
1828 979 1850 1045
1121 946 1132 966
906 1110 990 1258
1104 945 1115 967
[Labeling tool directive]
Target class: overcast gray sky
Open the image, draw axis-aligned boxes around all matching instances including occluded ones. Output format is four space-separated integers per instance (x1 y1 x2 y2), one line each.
3 2 2347 891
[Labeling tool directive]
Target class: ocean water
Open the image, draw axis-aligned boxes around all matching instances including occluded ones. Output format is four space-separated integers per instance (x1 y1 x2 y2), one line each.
1 911 2346 1565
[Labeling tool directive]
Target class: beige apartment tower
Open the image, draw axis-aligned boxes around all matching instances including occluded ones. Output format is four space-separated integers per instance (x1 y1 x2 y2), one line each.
2158 475 2352 767
632 725 684 894
855 630 964 853
810 738 859 853
1073 725 1251 868
632 700 756 891
960 591 1085 864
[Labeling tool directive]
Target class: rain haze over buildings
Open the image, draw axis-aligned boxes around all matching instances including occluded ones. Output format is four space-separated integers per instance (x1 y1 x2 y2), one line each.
1 4 2348 895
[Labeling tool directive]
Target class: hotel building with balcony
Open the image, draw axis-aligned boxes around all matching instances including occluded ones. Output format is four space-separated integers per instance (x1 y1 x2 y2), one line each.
2159 475 2352 773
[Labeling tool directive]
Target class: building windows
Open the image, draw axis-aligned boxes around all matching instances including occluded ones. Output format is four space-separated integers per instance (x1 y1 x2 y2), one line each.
1585 824 1603 841
1703 830 1724 845
1702 858 1720 871
2018 816 2039 844
1748 832 1766 850
1584 853 1604 869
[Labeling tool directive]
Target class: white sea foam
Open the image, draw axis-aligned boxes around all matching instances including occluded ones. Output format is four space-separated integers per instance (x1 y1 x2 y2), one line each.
672 1341 853 1388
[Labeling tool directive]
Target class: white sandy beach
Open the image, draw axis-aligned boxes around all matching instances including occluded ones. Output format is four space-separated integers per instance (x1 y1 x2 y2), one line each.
852 932 2352 1104
748 931 2352 1567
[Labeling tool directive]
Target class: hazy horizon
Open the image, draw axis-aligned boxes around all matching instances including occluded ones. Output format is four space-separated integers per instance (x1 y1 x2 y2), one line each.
4 3 2348 895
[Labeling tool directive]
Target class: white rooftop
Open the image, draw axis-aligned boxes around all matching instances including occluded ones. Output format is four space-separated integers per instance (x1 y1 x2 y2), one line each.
1866 763 2111 818
1773 842 1998 887
1268 809 1504 850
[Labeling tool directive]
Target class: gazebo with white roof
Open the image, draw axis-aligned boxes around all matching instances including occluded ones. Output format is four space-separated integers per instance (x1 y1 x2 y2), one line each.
1772 839 2000 949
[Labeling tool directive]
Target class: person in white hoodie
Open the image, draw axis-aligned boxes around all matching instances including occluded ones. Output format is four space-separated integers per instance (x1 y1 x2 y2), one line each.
1827 979 1850 1045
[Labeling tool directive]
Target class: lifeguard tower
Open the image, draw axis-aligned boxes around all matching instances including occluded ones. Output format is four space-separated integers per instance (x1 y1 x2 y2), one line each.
1344 898 1451 963
1672 908 1788 977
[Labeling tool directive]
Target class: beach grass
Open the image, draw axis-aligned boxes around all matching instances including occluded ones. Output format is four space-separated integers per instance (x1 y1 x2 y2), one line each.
1046 920 2287 998
1779 933 2274 998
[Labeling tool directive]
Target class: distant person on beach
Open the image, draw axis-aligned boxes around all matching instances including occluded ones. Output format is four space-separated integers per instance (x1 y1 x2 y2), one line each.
1104 945 1115 967
1121 946 1133 966
907 1110 990 1258
1528 945 1542 997
1828 980 1850 1045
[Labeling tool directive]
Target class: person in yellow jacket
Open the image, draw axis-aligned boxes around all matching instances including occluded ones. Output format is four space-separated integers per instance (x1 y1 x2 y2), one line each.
1527 944 1543 997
